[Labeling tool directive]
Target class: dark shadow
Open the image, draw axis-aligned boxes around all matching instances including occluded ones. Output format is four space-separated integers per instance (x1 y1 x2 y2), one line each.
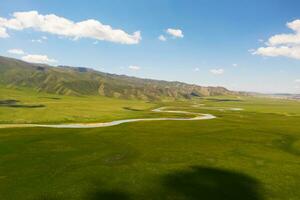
0 99 20 105
36 189 130 200
190 92 201 97
75 67 89 72
0 99 45 108
123 107 142 111
87 189 131 200
34 167 262 200
35 66 46 71
205 98 242 102
35 193 64 200
161 166 263 200
40 97 61 100
5 104 45 108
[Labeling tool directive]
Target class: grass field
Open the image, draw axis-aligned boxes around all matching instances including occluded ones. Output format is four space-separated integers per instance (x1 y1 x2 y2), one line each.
1 87 300 199
0 86 162 124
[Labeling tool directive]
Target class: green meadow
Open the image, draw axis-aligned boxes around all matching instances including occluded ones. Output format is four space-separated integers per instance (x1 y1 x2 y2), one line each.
1 87 300 200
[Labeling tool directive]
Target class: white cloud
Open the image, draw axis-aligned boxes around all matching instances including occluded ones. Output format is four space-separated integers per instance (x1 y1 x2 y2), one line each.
31 36 47 43
8 48 25 55
232 63 238 67
158 35 166 41
0 26 9 38
166 28 184 38
254 46 300 59
295 79 300 83
31 39 42 43
194 67 200 71
128 65 140 70
0 10 141 44
268 20 300 46
21 54 57 64
210 68 224 75
253 19 300 60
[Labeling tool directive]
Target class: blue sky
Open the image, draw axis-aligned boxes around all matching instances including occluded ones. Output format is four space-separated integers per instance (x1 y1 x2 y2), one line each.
1 0 300 93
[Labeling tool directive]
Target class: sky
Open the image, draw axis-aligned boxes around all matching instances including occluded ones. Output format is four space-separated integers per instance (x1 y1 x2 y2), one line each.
1 0 300 93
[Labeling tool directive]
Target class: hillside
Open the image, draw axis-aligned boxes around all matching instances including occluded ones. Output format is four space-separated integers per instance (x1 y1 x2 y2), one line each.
0 56 234 100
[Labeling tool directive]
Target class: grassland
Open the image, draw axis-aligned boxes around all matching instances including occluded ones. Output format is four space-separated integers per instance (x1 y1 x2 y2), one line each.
0 87 300 200
0 86 163 124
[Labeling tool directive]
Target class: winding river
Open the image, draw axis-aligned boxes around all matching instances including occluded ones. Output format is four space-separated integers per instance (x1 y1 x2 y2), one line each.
0 106 218 129
0 106 244 129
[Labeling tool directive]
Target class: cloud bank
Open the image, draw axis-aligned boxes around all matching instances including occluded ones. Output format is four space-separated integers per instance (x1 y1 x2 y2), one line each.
0 10 141 44
21 54 57 64
7 47 56 64
254 19 300 60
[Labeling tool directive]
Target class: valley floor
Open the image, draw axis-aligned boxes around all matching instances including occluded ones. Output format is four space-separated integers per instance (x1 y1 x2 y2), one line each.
1 87 300 200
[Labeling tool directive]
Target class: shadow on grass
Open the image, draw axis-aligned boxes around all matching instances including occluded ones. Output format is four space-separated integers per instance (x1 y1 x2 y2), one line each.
36 193 64 200
3 104 45 108
35 166 262 200
86 166 263 200
0 99 20 105
161 166 263 200
123 107 143 111
40 97 61 100
204 98 242 102
163 166 262 200
0 99 45 108
87 189 131 200
37 189 131 200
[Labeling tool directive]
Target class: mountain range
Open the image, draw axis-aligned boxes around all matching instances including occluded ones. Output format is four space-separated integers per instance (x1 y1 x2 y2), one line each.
0 56 235 100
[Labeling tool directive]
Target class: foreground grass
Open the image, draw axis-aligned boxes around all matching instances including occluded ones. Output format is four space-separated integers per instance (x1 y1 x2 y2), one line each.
0 89 300 199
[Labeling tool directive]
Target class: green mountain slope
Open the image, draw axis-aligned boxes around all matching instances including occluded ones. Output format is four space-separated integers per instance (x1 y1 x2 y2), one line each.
0 56 234 100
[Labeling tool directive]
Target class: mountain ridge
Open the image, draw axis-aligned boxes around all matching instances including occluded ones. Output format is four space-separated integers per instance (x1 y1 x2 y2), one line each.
0 55 236 100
